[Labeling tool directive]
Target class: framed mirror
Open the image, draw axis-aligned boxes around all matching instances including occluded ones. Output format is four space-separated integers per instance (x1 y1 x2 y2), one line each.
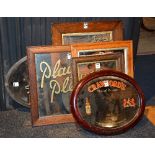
72 52 124 87
70 70 145 135
27 45 75 126
5 56 29 108
71 40 134 78
52 21 123 45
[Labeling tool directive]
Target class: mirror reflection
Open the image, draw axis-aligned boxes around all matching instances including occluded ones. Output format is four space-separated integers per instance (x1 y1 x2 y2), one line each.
77 76 140 128
35 53 72 117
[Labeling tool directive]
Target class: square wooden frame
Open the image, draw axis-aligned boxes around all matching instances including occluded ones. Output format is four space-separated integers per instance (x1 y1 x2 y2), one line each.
71 40 134 78
51 21 123 45
27 45 75 126
72 53 124 86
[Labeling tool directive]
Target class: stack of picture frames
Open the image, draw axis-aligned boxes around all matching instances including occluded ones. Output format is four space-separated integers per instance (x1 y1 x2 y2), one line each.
27 21 135 128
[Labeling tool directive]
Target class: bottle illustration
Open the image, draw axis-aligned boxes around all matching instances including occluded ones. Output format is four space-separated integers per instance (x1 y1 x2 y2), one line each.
85 97 91 115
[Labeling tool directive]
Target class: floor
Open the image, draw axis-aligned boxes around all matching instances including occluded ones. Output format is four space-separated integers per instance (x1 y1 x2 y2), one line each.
0 107 154 138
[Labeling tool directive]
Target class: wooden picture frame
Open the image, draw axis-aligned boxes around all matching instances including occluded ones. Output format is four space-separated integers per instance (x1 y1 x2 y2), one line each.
70 70 145 135
51 21 123 45
27 45 75 126
72 53 124 87
71 40 134 78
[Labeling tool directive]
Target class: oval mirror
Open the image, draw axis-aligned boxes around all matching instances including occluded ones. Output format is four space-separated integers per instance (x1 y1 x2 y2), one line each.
5 56 30 108
70 70 145 135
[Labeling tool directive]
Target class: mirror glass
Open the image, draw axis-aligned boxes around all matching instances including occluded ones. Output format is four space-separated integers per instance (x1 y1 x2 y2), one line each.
76 75 141 128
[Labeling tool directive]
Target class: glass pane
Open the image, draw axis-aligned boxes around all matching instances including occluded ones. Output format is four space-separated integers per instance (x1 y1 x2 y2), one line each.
62 31 113 45
77 60 117 81
35 53 72 117
77 76 141 128
6 57 29 107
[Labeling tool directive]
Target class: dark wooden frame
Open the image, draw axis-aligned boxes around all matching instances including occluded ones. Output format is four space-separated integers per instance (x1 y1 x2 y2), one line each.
72 53 124 87
70 70 145 135
71 40 134 78
27 45 75 126
51 21 123 45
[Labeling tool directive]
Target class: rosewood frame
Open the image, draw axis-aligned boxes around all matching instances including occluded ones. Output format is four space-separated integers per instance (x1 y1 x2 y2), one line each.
71 40 134 77
72 53 124 87
70 70 145 135
27 45 75 126
51 21 123 45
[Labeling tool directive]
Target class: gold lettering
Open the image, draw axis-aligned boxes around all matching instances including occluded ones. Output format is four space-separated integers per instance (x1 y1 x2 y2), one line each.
50 80 60 103
61 76 73 93
91 34 109 42
52 59 71 78
52 59 60 78
40 61 51 88
39 59 73 103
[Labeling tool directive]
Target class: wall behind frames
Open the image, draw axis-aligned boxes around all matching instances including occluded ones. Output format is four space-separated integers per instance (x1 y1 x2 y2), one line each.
0 17 141 111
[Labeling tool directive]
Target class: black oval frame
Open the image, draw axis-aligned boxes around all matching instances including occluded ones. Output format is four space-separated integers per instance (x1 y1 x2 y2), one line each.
70 70 145 135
